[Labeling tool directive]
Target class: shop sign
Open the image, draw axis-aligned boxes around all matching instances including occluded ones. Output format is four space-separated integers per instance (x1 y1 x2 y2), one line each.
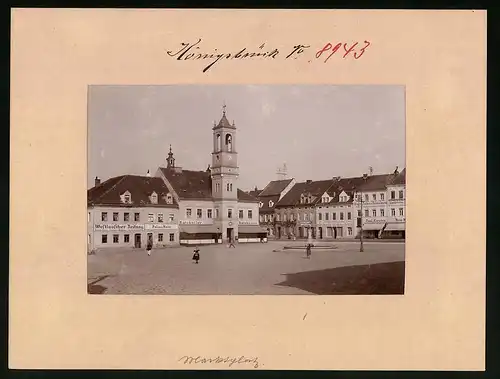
238 221 258 225
179 220 213 225
365 218 386 224
94 223 178 231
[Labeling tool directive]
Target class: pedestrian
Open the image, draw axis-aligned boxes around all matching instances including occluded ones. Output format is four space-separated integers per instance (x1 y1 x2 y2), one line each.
306 243 312 259
146 238 153 256
229 237 236 248
192 246 200 264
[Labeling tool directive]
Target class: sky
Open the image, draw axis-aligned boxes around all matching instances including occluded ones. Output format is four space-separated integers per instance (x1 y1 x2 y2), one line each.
88 85 405 191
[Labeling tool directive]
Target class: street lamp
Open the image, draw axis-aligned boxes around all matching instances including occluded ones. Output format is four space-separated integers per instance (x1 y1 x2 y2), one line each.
360 173 368 252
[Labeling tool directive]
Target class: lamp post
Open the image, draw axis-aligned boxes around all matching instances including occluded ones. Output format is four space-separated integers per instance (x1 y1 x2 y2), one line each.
360 173 368 252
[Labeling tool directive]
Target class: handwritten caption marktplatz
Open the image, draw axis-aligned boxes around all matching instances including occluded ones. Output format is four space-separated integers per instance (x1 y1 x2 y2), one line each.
178 355 261 369
165 38 371 73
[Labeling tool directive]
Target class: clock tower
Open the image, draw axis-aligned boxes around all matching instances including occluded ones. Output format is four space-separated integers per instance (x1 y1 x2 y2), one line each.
211 104 239 242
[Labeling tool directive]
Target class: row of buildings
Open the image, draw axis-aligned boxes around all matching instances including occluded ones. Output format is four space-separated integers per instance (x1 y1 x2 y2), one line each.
250 167 406 242
87 106 405 251
87 107 266 251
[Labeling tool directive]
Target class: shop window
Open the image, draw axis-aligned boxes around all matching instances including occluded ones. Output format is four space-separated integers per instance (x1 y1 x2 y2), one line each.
113 234 119 243
102 234 108 243
124 234 130 243
158 233 163 242
169 233 175 242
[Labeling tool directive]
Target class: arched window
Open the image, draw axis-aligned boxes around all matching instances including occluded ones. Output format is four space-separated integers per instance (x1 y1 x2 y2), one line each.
230 183 233 191
225 134 232 152
216 134 221 152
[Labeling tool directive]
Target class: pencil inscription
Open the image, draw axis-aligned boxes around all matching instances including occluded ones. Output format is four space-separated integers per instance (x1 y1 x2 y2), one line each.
178 355 261 368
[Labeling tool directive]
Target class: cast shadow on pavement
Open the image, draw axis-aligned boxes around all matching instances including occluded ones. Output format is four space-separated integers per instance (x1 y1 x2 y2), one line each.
275 261 405 295
87 275 111 294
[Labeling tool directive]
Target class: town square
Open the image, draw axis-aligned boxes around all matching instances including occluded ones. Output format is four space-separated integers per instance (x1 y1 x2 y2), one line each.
88 240 404 295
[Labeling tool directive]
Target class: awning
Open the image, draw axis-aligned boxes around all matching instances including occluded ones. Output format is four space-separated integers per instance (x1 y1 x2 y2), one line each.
362 223 384 231
385 222 405 231
179 225 219 234
238 225 268 233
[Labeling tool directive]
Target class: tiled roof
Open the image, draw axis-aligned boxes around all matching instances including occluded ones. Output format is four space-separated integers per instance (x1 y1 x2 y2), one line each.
160 167 212 200
357 174 394 191
258 194 281 212
326 176 369 204
259 179 294 197
237 189 259 202
87 175 178 207
275 179 335 208
159 167 258 202
389 168 406 185
248 189 262 198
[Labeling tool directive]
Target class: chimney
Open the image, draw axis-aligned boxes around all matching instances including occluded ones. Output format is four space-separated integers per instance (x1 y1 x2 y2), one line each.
254 186 258 191
146 170 151 177
306 179 312 184
94 176 101 186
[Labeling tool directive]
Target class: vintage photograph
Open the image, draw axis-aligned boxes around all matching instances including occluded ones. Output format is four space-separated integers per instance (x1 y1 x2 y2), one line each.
87 85 406 295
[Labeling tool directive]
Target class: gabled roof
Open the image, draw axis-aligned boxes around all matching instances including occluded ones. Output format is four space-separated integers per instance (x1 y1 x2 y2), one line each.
326 176 369 205
275 179 335 208
259 179 294 197
159 167 258 202
87 175 178 208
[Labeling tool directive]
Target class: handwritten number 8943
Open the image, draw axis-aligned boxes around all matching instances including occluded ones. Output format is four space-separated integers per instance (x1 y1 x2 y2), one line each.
315 41 371 62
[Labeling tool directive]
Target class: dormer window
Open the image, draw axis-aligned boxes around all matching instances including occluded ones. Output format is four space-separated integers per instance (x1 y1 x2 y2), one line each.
259 202 263 208
269 200 274 208
150 192 158 204
122 191 132 204
164 193 173 204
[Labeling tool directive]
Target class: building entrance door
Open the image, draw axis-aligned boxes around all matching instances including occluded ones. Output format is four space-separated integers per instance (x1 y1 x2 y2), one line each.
134 233 141 248
277 227 281 239
227 228 233 242
319 227 323 239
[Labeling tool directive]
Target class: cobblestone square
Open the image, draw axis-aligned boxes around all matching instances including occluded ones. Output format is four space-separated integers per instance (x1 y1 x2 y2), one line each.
88 241 405 295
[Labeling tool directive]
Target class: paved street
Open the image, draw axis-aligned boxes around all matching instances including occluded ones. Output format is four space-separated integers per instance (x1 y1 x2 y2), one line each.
87 241 405 295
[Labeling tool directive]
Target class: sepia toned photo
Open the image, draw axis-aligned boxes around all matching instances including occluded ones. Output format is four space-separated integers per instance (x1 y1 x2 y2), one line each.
87 85 406 295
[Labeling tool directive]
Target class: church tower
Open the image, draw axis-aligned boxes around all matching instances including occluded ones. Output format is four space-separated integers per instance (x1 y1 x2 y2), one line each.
166 144 175 168
211 104 239 241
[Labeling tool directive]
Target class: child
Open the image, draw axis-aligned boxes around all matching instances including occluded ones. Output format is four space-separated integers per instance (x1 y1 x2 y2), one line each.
192 247 200 264
146 239 153 256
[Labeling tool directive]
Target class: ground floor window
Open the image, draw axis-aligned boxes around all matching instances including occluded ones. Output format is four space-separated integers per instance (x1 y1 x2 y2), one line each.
124 234 130 243
102 234 108 243
113 234 119 243
158 233 163 242
169 233 175 242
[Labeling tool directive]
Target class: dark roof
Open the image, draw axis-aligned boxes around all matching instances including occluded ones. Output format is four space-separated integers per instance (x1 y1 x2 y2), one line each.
259 179 293 197
248 189 262 198
389 168 406 185
213 113 235 130
237 189 258 202
160 167 212 199
357 174 393 191
323 176 371 204
87 175 178 207
258 194 281 213
275 179 335 208
159 167 258 202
